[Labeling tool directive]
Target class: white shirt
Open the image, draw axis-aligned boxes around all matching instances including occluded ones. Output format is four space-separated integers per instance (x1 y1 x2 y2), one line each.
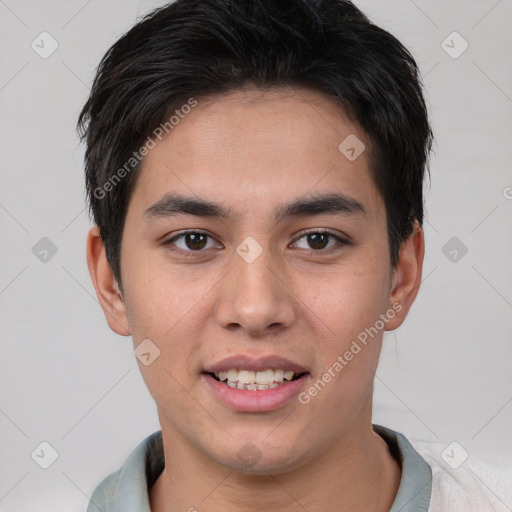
408 437 511 511
86 424 511 511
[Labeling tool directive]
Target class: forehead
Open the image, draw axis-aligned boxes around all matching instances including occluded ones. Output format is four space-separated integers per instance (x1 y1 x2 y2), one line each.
131 86 384 224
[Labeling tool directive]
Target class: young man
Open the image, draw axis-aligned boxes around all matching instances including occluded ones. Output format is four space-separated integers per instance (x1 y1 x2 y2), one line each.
80 1 502 510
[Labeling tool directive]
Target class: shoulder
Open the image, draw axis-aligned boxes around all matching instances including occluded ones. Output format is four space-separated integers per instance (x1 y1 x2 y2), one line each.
408 439 512 512
86 468 122 512
86 431 163 512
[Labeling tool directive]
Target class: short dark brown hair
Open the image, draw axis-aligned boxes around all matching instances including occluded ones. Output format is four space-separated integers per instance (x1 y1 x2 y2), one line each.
78 0 433 287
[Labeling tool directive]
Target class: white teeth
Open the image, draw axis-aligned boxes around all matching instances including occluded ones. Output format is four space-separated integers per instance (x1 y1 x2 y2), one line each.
274 369 284 382
255 369 274 384
238 370 256 384
226 369 238 382
213 368 301 389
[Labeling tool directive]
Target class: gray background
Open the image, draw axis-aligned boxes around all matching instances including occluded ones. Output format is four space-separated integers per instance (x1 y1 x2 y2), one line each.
0 0 511 510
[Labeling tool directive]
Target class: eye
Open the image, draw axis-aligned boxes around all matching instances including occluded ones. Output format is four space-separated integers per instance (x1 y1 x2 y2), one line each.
163 229 348 256
164 231 222 252
291 230 347 252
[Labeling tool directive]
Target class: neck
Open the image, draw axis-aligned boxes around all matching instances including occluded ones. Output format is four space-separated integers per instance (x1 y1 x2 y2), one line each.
149 416 401 512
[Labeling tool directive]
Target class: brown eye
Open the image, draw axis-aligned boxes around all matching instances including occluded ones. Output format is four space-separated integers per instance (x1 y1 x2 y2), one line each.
307 233 329 250
292 230 347 252
165 231 221 252
183 233 208 250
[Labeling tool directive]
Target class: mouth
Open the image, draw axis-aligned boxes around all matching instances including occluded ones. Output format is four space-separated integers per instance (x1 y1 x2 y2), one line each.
205 369 308 391
202 355 310 411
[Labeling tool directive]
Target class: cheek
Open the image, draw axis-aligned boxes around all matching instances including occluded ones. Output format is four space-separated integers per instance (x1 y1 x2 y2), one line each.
122 258 218 381
307 263 389 345
123 268 209 406
122 243 210 330
298 273 385 426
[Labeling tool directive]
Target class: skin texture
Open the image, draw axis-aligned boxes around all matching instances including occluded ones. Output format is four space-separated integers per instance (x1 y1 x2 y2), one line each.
87 86 424 511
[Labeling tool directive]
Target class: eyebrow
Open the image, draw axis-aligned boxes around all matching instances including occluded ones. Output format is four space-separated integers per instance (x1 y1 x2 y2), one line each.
143 192 368 223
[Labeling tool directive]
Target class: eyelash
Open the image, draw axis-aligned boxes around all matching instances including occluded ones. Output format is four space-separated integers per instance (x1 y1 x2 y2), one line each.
163 229 349 256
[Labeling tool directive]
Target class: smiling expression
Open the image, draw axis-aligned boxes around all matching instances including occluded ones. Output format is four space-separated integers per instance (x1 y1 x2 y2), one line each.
91 85 421 473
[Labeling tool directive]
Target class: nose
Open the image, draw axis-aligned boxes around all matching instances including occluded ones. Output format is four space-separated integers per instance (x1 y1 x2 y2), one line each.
215 246 296 336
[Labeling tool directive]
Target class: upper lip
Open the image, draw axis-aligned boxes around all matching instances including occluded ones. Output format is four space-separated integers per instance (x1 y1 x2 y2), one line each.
203 355 309 374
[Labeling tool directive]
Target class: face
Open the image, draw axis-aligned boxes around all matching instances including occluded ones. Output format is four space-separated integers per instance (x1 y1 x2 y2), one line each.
89 86 423 474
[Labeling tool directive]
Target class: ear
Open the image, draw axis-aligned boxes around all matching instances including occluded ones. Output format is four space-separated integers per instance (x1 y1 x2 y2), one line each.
384 221 425 331
86 226 131 336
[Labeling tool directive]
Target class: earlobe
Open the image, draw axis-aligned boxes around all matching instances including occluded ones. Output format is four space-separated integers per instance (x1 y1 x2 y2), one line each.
385 222 425 331
86 226 131 336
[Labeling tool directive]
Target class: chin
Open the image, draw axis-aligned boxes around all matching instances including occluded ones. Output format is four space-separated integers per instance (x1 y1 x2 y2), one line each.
210 442 308 476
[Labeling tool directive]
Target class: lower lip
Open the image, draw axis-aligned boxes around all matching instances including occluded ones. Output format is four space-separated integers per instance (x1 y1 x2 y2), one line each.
202 373 309 412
